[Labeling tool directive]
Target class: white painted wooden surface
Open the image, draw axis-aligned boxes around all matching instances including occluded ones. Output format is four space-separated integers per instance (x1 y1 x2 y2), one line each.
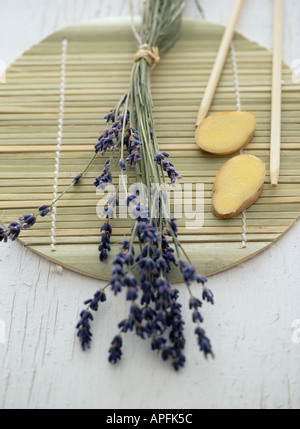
0 0 300 410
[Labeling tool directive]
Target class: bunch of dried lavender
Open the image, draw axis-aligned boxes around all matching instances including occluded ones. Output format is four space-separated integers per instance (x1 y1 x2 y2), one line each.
1 0 214 371
77 0 215 371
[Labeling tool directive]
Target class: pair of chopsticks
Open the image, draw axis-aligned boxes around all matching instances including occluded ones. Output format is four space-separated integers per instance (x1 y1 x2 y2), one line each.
195 0 283 187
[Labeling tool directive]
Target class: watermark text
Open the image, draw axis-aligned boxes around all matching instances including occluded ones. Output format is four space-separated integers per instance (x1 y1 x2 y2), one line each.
0 319 6 344
96 177 205 229
291 319 300 344
0 60 6 83
292 59 300 84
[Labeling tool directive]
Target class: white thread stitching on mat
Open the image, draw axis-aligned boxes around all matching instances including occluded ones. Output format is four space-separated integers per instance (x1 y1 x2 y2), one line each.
51 38 68 252
231 42 247 249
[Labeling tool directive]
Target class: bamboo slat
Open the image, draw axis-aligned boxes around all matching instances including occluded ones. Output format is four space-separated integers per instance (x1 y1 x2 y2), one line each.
0 18 300 280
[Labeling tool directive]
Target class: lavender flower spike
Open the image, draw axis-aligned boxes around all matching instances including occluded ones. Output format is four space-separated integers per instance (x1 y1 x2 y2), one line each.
108 335 123 364
76 288 108 351
99 222 112 261
94 162 113 190
76 310 94 351
195 327 214 359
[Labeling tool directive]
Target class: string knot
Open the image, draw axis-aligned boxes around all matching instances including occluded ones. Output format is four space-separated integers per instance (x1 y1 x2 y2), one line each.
134 44 160 69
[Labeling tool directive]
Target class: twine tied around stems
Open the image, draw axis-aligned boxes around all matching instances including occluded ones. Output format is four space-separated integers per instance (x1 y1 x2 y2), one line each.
134 44 160 69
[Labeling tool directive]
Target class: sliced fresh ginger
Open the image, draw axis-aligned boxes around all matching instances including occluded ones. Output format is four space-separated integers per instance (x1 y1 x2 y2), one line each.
195 111 256 155
212 154 266 219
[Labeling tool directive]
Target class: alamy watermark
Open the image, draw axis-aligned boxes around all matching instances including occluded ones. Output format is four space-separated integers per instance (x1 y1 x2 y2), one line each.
291 319 300 344
96 177 205 229
0 319 6 344
0 60 6 83
292 59 300 84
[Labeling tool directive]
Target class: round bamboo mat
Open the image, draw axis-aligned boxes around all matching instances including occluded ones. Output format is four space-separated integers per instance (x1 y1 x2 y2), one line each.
1 18 300 282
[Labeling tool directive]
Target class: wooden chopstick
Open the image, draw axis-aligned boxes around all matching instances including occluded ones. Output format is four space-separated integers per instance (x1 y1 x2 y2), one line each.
270 0 283 187
195 0 244 128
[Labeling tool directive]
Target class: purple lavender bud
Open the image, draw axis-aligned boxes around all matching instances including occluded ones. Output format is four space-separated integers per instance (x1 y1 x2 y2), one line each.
19 214 36 229
99 250 108 261
118 319 134 333
77 328 92 351
73 174 82 185
192 311 203 324
141 292 152 305
84 289 107 311
100 223 112 236
113 254 125 266
102 206 114 219
189 296 202 310
111 283 122 296
196 274 208 285
104 109 116 123
202 287 214 305
125 195 137 206
38 205 51 217
7 222 22 240
93 162 113 189
124 252 134 266
126 287 138 301
172 352 186 371
80 310 93 321
120 241 130 251
151 337 167 351
94 142 101 153
119 159 126 171
130 305 143 323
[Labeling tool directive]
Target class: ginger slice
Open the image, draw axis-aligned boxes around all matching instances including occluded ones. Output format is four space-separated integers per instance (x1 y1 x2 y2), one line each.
212 154 266 219
195 111 256 155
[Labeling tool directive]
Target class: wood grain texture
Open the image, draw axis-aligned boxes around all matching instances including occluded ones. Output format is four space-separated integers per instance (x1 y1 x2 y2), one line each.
0 0 300 410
